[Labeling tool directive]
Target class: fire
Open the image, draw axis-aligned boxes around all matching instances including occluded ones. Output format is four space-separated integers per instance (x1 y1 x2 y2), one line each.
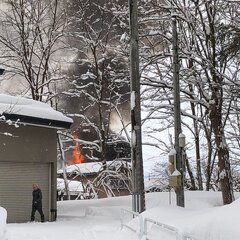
72 136 85 164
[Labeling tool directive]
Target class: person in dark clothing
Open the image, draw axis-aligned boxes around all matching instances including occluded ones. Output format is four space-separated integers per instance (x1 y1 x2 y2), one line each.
31 183 45 222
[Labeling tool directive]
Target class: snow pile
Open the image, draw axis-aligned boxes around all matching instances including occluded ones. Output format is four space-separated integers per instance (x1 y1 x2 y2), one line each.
0 207 7 240
5 191 240 240
57 194 131 218
117 191 240 240
186 197 240 240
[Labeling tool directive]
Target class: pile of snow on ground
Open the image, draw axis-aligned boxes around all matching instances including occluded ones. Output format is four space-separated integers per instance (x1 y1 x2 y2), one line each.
0 207 7 240
4 191 240 240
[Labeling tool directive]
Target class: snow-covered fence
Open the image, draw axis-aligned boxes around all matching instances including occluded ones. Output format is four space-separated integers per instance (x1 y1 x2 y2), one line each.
143 217 181 239
121 209 144 239
120 208 196 240
142 217 196 240
181 233 197 240
120 208 140 233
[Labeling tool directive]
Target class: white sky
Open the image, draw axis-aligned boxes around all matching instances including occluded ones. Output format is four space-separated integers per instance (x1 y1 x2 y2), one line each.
1 191 240 240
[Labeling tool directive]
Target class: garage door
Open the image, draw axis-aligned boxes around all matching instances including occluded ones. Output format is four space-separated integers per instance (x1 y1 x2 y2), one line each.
0 162 50 223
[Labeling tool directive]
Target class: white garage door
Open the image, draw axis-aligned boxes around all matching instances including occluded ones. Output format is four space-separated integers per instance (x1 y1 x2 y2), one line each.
0 162 50 223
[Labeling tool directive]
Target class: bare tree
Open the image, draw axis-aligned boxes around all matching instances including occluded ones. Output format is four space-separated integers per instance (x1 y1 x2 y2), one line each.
62 0 131 167
179 0 238 204
135 0 239 205
0 0 66 103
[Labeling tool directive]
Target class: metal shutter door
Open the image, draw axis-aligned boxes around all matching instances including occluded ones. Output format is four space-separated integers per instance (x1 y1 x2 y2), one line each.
0 162 50 223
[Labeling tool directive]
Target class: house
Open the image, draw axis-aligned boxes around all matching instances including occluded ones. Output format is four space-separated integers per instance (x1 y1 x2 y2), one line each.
0 94 72 223
57 159 131 199
57 178 84 200
145 177 169 193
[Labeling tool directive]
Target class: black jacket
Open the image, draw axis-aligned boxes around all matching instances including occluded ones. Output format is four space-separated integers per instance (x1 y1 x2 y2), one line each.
32 188 42 206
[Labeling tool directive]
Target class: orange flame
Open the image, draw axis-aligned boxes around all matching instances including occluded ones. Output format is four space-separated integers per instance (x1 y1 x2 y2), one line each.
72 136 85 164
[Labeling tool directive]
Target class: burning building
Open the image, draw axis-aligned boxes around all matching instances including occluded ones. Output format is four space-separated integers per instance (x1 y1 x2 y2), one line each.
59 0 131 165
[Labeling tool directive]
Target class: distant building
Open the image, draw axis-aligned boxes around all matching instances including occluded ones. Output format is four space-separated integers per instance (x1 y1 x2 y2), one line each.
57 159 131 199
145 177 169 193
57 178 85 200
0 94 72 223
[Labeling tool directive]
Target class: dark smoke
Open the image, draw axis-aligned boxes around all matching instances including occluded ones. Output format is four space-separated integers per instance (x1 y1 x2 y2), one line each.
59 0 131 163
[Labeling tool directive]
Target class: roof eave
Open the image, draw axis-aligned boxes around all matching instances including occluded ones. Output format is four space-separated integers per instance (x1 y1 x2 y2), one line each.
2 113 72 129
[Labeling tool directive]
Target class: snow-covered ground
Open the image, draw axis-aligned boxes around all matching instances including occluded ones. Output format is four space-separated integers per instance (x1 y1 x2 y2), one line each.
0 207 7 239
1 191 240 240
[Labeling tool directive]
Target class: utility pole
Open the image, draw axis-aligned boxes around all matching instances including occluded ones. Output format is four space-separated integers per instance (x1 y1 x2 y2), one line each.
129 0 145 213
172 9 185 207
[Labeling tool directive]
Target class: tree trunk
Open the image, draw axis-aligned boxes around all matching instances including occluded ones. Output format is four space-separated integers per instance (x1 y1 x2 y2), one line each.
185 157 196 190
188 82 203 190
210 103 234 204
218 144 234 204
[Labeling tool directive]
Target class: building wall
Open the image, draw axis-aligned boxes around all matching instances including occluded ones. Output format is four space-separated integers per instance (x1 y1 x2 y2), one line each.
0 123 56 163
0 122 57 223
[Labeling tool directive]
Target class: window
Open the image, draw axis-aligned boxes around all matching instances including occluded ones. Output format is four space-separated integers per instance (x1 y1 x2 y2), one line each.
109 179 129 190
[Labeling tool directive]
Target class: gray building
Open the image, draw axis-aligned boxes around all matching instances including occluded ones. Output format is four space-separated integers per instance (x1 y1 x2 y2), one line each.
0 94 72 223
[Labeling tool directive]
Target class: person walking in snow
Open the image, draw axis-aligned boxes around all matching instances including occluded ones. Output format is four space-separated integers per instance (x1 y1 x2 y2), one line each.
31 183 45 222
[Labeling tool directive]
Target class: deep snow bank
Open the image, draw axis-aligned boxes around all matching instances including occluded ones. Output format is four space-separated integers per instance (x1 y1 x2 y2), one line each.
117 192 240 240
0 207 7 240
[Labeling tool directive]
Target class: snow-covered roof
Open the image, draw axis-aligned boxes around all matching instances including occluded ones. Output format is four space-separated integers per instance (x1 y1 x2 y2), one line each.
57 178 83 192
0 94 73 129
58 162 102 175
58 160 131 175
